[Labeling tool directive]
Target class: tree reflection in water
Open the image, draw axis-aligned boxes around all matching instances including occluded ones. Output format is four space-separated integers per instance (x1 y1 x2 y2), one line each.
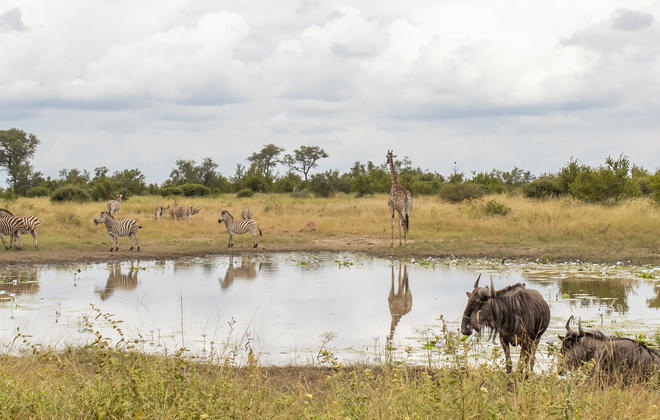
556 276 635 314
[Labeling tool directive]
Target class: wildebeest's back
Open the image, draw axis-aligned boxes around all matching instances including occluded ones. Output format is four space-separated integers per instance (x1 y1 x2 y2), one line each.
494 286 550 344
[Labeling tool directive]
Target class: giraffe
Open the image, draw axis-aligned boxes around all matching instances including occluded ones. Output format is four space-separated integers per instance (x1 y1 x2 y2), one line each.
386 150 413 246
387 264 413 343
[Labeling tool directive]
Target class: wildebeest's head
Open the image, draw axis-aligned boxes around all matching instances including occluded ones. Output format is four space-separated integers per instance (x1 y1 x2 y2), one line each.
558 315 584 354
461 274 496 336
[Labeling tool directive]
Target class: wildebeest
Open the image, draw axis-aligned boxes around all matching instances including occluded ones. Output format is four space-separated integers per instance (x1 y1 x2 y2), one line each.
559 316 660 381
461 275 551 374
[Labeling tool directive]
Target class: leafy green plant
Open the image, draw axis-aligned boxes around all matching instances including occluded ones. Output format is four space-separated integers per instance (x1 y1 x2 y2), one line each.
483 199 511 216
236 188 254 198
439 182 485 203
50 185 91 202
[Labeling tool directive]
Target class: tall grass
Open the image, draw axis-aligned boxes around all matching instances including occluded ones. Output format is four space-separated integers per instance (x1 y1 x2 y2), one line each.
1 194 660 262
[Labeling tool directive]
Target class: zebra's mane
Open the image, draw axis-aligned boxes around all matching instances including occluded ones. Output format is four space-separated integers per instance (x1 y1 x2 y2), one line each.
222 210 234 220
102 211 115 220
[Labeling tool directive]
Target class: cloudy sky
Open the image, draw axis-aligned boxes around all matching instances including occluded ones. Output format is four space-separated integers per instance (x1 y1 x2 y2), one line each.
1 0 659 185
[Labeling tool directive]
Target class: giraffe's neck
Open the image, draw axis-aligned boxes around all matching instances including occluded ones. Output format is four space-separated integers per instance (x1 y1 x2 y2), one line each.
388 161 400 185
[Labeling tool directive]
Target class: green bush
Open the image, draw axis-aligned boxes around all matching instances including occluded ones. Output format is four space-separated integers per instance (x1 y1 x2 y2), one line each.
160 186 184 196
569 156 634 204
648 171 660 204
309 170 344 197
236 189 254 198
0 188 17 201
90 177 121 201
523 176 562 199
180 183 211 197
483 199 511 216
438 183 484 203
50 185 91 202
25 186 51 197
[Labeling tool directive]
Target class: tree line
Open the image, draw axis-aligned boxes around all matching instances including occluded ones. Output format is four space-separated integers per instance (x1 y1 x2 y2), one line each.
1 128 660 205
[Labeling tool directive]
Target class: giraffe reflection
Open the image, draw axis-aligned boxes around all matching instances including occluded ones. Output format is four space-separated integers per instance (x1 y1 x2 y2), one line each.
96 263 139 301
387 264 413 344
220 256 260 290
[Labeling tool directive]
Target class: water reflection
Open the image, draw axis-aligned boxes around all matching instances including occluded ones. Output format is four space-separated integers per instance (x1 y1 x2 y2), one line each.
557 276 634 314
95 263 138 301
648 284 660 309
0 267 39 297
387 264 412 342
220 256 260 290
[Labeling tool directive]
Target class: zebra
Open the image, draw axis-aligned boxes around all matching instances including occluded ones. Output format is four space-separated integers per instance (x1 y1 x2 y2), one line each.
171 203 200 222
0 216 26 250
15 215 40 248
93 211 141 252
218 210 262 248
0 210 39 248
240 206 253 220
106 193 122 215
154 204 169 221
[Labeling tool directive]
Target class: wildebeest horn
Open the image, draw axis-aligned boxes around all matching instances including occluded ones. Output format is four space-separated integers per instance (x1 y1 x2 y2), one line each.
473 273 481 289
577 317 584 337
565 315 574 332
490 278 495 297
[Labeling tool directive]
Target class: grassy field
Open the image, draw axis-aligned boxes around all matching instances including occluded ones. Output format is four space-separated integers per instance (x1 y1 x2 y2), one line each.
1 318 659 419
1 193 660 264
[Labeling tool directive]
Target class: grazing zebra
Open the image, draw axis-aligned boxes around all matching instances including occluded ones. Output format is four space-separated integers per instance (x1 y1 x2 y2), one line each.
106 193 122 215
218 210 262 248
15 215 41 248
0 208 13 218
154 204 169 221
93 211 141 252
0 216 26 250
171 203 200 222
241 206 253 220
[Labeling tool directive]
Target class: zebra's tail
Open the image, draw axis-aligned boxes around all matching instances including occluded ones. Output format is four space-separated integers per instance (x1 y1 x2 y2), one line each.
259 227 263 237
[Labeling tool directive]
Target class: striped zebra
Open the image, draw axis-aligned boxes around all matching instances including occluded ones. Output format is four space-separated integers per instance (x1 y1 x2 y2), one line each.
15 215 41 248
218 210 262 248
154 204 169 221
93 211 142 252
171 203 200 222
240 206 253 220
0 216 26 250
0 210 40 248
106 193 122 215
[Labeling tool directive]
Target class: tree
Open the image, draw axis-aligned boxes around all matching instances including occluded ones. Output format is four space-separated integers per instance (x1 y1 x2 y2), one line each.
165 158 229 192
282 145 328 182
0 128 39 194
247 144 284 179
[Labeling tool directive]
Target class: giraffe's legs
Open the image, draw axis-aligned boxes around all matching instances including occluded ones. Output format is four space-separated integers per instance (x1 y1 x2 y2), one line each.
390 212 395 247
397 213 402 246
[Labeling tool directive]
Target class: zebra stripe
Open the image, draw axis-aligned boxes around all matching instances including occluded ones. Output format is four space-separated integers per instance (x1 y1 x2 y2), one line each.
154 205 169 221
0 208 14 218
106 194 122 215
0 216 26 250
93 211 141 252
218 210 262 248
171 203 200 222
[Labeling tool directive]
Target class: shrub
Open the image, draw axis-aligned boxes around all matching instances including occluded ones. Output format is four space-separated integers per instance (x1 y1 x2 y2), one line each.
236 189 254 198
160 186 184 196
439 182 484 203
569 156 634 204
483 199 511 216
180 183 211 197
523 176 562 199
309 170 343 197
648 171 660 204
25 186 51 197
90 177 121 201
50 185 91 202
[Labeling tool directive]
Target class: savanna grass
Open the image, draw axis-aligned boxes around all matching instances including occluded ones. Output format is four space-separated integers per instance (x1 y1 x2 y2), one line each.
1 194 660 263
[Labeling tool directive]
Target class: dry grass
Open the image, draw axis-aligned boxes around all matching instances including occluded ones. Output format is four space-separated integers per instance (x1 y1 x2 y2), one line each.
1 193 660 263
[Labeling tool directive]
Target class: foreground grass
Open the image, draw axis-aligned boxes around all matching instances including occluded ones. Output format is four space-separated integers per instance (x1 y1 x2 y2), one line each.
1 194 660 264
1 347 659 419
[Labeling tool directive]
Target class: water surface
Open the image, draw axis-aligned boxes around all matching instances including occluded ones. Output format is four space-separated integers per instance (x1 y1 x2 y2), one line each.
1 253 658 367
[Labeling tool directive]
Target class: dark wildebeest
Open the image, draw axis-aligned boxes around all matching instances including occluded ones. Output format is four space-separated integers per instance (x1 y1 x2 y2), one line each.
558 316 660 381
461 275 551 374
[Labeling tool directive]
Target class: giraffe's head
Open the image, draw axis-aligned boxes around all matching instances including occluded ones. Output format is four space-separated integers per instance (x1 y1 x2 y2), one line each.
386 150 396 164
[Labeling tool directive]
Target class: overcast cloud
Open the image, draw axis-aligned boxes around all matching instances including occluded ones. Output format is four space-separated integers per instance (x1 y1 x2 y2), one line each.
1 0 659 185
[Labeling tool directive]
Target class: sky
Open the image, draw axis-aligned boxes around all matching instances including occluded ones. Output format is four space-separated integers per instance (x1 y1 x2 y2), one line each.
1 0 659 185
